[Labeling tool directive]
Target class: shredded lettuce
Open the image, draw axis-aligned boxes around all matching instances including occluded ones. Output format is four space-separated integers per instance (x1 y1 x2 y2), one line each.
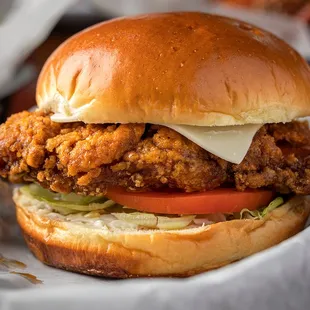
261 197 284 217
239 208 262 220
239 197 284 220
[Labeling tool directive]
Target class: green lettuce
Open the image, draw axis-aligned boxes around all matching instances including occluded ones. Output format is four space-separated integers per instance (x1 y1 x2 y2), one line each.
239 197 284 220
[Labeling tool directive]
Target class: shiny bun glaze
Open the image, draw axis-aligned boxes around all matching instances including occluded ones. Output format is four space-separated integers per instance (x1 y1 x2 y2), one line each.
36 12 310 126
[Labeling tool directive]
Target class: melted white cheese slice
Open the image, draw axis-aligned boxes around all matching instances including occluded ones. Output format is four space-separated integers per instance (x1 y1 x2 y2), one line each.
163 124 262 164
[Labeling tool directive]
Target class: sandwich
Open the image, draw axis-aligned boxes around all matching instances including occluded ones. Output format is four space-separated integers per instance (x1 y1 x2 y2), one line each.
1 12 310 278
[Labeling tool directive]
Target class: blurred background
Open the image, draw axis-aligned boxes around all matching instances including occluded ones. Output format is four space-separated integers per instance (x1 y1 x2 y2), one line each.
0 0 309 240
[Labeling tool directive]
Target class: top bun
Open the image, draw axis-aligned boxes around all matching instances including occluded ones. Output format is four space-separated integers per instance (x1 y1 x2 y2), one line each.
36 12 310 126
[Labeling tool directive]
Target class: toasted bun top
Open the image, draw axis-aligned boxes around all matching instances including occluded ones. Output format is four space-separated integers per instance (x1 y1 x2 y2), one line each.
36 12 310 126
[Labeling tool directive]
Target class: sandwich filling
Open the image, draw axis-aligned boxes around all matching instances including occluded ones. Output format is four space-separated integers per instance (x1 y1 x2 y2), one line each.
0 111 310 196
15 184 284 231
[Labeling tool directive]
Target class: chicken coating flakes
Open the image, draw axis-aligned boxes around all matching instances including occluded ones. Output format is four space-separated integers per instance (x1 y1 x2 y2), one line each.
0 111 62 174
113 126 227 192
0 111 310 195
46 123 145 176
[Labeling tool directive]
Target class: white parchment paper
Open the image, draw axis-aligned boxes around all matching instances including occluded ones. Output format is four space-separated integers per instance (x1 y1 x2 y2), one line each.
1 225 310 310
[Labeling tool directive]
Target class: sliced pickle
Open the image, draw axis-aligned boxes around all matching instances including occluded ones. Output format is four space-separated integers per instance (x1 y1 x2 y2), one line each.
20 184 116 211
157 215 195 230
112 212 157 228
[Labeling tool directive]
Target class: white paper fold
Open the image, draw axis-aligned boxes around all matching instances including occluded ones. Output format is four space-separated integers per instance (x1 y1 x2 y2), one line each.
1 226 310 309
0 0 76 99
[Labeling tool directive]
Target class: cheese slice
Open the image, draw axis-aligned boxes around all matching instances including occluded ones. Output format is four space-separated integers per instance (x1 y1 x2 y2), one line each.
163 124 262 164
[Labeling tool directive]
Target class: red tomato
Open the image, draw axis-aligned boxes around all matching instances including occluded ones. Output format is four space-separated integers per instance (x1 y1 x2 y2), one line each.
106 187 274 214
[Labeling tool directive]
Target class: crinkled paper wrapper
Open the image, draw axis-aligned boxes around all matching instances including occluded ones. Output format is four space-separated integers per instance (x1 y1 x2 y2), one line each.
1 0 310 309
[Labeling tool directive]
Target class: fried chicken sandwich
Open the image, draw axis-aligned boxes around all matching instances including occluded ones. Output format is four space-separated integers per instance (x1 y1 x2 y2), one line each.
1 12 310 278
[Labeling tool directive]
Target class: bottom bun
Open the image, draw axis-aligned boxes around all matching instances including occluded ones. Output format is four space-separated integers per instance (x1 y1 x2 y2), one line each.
13 190 310 278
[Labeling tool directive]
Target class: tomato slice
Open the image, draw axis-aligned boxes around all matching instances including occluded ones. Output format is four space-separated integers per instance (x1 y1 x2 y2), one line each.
105 187 274 214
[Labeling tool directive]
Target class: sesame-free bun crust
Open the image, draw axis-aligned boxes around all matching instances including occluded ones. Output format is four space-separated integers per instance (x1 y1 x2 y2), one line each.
14 189 310 278
36 12 310 126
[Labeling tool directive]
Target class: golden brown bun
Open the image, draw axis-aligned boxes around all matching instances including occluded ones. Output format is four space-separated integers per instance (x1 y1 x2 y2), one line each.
14 189 310 278
36 12 310 126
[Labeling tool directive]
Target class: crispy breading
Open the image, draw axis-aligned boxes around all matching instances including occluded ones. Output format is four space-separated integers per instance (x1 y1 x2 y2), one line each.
0 111 310 195
233 125 310 194
112 126 227 192
46 122 145 176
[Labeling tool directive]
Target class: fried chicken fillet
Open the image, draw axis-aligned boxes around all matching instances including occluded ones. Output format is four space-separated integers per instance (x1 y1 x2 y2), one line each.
0 111 310 195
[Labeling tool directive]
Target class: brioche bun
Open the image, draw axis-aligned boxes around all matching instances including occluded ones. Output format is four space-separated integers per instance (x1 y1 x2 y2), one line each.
36 12 310 126
13 189 310 278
